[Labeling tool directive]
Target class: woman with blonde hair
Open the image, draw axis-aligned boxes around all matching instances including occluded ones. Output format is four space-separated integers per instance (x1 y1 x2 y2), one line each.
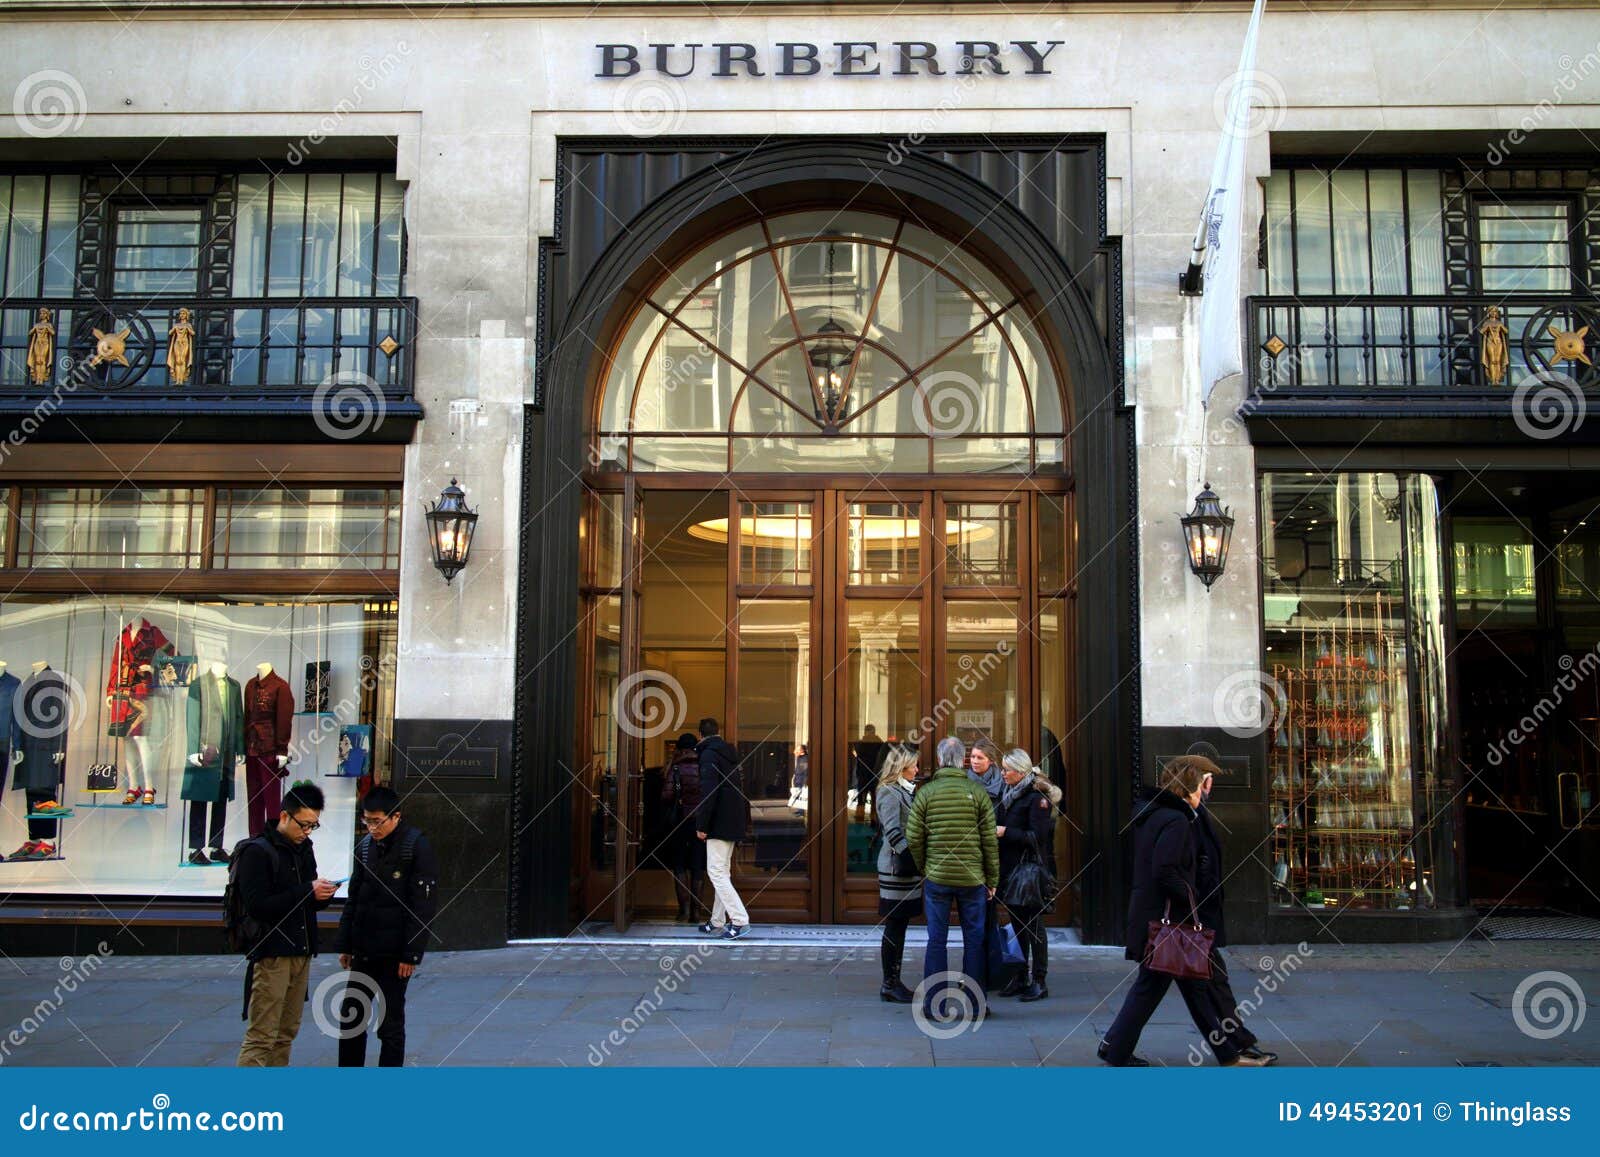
994 748 1057 1001
874 743 923 1002
1098 755 1267 1066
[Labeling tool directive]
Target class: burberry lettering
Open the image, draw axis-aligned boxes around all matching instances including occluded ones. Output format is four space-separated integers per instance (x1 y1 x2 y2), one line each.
595 41 1064 79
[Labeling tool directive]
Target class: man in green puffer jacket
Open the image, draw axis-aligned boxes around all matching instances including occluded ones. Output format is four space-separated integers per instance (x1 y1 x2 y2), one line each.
906 736 1000 1016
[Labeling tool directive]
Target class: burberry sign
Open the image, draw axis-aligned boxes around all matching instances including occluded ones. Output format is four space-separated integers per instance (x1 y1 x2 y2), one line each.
596 40 1065 79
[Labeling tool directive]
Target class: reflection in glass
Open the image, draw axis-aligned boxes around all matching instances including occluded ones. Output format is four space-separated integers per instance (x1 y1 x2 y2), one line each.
847 601 922 873
945 503 1018 587
944 598 1019 750
731 502 812 586
19 487 203 568
1452 517 1536 628
847 503 920 585
736 599 810 878
214 488 400 570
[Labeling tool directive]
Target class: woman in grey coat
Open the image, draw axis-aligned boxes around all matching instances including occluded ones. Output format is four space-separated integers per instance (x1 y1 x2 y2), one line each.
875 744 923 1003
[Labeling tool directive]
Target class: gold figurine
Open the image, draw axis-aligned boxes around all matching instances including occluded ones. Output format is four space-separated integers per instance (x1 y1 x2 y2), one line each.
1479 305 1509 386
166 307 196 384
26 307 55 385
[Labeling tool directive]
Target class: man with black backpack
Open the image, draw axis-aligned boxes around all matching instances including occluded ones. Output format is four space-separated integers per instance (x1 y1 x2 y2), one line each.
231 781 338 1066
335 785 439 1067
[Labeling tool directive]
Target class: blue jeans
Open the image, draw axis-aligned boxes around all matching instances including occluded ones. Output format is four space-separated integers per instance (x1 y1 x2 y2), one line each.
921 880 987 1009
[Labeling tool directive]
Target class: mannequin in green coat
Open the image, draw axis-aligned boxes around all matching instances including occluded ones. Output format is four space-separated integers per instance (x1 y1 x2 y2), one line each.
183 662 244 866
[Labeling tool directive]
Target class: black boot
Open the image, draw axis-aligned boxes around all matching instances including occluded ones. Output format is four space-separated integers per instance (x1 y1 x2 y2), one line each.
997 969 1028 998
1019 972 1048 1002
879 943 914 1003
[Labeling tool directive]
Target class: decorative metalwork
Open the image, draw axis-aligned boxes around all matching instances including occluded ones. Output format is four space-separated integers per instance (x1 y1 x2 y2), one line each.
1479 305 1509 386
379 335 400 357
1521 303 1600 386
26 308 55 385
165 307 196 384
1262 334 1287 359
1548 323 1591 368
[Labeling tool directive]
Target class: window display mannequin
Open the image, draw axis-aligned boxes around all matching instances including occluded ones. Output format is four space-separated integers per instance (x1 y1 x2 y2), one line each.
183 661 244 867
243 661 294 838
0 660 18 810
107 616 175 805
7 661 71 862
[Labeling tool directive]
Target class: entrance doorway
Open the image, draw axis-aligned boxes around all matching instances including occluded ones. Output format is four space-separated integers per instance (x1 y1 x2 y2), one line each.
570 206 1079 927
579 484 1074 926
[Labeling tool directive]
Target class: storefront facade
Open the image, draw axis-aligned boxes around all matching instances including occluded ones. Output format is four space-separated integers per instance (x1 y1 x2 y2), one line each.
2 0 1598 952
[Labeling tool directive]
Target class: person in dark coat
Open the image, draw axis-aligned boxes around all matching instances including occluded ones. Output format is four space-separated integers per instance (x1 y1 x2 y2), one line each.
1098 756 1267 1067
1193 771 1278 1064
662 732 708 923
693 717 752 939
874 744 923 1002
995 748 1058 1002
236 782 338 1067
336 785 440 1067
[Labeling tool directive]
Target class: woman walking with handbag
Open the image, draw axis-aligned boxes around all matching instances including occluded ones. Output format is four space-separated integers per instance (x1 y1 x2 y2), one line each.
874 744 923 1003
995 749 1057 1002
1098 755 1269 1067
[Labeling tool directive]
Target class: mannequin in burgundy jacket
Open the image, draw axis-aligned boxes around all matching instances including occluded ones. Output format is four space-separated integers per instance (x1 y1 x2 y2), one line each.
243 662 294 837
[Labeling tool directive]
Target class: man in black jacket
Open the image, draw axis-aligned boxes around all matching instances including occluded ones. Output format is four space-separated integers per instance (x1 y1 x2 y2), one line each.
693 717 752 940
336 785 439 1067
236 782 338 1067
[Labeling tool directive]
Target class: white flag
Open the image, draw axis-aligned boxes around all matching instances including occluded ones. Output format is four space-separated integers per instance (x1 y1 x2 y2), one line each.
1195 0 1268 406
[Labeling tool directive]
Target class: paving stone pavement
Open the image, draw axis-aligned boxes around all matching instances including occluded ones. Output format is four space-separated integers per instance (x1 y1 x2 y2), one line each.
1 938 1596 1067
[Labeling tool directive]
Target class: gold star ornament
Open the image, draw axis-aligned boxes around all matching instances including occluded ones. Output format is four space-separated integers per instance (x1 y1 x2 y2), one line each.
89 326 132 368
1549 324 1591 367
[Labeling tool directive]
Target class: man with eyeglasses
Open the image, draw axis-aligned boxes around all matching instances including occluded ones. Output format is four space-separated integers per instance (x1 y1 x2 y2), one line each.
235 782 338 1066
335 785 439 1067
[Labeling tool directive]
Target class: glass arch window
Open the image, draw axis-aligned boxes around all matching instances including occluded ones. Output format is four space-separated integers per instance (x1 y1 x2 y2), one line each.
594 210 1067 474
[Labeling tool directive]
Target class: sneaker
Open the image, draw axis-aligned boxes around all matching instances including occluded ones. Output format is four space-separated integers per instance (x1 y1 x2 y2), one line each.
29 842 56 860
1097 1042 1149 1067
722 923 751 941
7 841 38 861
696 921 723 935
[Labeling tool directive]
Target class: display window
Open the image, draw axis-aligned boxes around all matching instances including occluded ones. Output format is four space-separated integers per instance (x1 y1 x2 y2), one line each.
0 479 399 896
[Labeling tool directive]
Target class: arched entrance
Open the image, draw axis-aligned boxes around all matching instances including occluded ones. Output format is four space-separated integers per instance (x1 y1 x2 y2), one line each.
575 205 1079 926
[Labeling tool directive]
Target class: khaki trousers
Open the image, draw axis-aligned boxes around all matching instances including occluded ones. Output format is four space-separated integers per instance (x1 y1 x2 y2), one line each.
238 955 311 1067
705 838 749 928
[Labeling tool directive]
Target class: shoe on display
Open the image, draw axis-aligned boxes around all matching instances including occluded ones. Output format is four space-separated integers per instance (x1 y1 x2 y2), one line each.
31 800 67 814
7 841 38 861
121 789 140 806
207 846 230 865
141 789 156 806
187 849 211 867
29 842 56 860
722 923 750 941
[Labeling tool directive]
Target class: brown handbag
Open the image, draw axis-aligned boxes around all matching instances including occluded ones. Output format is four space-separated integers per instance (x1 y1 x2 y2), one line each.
1143 885 1214 980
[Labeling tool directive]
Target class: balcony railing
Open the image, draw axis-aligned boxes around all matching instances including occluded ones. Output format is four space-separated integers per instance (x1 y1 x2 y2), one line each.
1247 294 1599 400
0 295 418 406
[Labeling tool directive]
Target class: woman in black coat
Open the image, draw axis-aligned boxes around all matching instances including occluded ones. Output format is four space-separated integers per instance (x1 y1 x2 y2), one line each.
995 748 1057 1002
1098 756 1268 1067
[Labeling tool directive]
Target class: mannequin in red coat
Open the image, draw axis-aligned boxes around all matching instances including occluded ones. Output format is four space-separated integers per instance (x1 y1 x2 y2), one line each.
243 661 294 836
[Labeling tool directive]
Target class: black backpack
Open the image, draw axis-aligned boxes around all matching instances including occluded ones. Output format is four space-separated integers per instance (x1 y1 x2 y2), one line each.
354 826 422 882
221 836 279 954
